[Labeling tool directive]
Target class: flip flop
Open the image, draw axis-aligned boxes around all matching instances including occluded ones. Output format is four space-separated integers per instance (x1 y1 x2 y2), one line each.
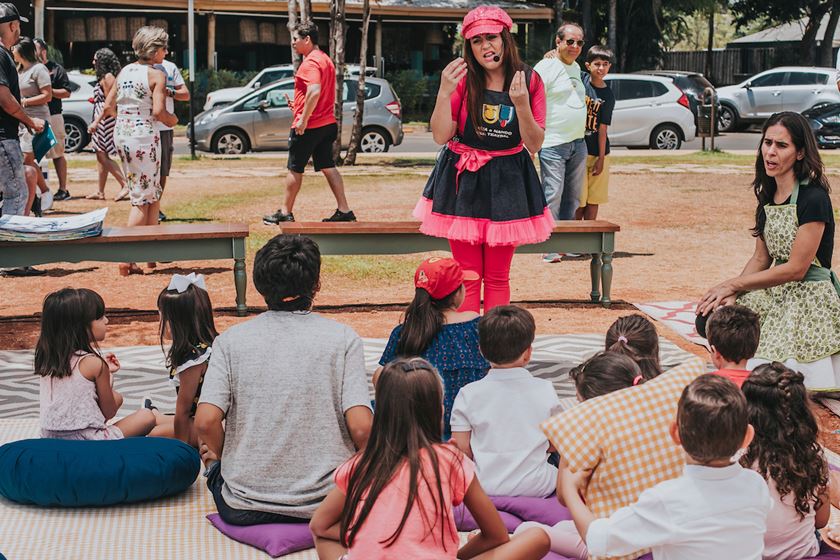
114 189 129 202
85 192 105 200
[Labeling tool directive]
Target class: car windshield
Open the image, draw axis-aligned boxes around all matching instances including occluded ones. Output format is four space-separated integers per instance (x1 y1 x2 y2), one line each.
679 75 713 93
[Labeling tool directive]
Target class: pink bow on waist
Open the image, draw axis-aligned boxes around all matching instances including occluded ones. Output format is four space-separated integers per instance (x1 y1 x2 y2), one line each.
447 140 523 191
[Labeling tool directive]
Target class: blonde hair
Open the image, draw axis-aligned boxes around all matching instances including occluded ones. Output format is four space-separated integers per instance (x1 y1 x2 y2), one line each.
132 26 168 61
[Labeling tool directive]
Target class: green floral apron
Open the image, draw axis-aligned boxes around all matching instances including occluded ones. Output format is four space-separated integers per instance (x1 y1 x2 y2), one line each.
737 180 840 364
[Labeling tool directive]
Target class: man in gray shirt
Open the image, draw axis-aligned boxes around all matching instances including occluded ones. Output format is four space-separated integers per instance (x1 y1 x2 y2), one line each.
196 234 373 525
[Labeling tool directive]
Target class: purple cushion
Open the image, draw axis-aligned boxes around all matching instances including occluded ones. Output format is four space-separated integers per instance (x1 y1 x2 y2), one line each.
206 514 312 557
454 495 572 533
806 542 840 559
453 504 522 532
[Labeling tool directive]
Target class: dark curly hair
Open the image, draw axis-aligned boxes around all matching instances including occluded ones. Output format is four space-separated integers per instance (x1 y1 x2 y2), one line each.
741 362 828 519
93 48 121 81
253 234 321 312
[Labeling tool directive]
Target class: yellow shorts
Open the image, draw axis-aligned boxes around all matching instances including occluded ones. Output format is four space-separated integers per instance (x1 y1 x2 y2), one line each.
580 155 609 206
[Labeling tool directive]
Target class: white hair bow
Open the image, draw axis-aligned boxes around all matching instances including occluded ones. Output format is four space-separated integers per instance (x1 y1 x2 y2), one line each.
167 272 207 293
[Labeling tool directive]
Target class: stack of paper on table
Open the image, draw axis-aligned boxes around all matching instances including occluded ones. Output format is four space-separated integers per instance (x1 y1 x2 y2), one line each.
0 208 108 242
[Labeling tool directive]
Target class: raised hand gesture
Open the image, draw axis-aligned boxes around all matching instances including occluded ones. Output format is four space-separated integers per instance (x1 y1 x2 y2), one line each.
509 70 528 109
439 58 467 98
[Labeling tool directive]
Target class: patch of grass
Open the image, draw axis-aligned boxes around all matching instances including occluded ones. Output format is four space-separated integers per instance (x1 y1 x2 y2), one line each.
66 158 100 169
610 150 755 166
322 254 423 281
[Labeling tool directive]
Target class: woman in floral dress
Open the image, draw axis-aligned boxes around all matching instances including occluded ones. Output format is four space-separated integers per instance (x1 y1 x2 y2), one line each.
697 112 840 389
104 26 177 276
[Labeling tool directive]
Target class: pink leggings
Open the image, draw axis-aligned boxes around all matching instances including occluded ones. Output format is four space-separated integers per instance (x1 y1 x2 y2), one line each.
449 240 516 313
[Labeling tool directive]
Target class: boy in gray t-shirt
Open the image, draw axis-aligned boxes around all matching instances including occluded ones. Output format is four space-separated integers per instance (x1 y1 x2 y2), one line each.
196 234 373 525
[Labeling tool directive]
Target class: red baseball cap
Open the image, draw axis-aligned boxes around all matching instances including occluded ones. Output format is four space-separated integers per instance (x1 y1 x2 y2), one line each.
414 257 479 299
462 6 513 39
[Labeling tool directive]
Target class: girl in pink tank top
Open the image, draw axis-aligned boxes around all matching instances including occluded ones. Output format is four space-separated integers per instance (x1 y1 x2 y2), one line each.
35 288 164 440
309 357 550 560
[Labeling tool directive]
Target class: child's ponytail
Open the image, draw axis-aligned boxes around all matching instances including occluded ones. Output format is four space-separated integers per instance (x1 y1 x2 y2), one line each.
396 287 459 357
157 282 218 370
34 288 105 378
605 314 663 381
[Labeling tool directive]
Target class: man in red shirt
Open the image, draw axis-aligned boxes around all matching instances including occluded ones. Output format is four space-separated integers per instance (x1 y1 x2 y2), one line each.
264 22 356 223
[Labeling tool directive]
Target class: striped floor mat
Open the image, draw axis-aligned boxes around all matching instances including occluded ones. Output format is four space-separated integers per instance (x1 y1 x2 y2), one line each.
0 334 696 418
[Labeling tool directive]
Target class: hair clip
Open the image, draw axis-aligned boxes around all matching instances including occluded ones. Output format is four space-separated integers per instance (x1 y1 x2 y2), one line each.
632 375 643 386
618 335 628 344
167 272 207 293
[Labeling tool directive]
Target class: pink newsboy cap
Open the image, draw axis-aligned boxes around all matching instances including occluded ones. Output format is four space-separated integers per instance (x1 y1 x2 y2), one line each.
462 6 513 39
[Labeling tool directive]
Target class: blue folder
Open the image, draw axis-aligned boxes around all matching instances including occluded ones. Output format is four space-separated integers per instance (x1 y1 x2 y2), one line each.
32 122 57 162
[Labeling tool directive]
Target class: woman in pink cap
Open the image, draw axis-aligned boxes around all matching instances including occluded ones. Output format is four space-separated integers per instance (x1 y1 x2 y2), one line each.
415 5 552 313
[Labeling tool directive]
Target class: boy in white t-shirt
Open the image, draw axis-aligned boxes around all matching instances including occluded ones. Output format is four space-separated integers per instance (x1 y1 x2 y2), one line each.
153 57 189 221
450 305 562 497
560 374 772 560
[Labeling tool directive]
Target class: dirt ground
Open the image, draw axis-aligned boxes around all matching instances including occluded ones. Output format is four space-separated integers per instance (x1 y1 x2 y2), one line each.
3 154 840 447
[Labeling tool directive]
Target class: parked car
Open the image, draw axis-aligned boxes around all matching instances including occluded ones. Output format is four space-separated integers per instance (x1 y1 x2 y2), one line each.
602 73 696 149
191 76 403 154
637 70 719 125
62 70 97 153
203 63 375 110
804 102 840 148
716 67 840 132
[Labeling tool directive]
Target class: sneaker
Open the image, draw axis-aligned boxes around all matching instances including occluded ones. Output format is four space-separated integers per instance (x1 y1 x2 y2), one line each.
40 190 53 212
0 266 46 277
542 253 563 263
53 189 71 201
263 210 295 225
322 209 357 222
158 211 167 222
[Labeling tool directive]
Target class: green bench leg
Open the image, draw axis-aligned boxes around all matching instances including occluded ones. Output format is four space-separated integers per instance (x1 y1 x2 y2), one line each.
234 257 247 316
601 252 613 308
590 253 602 302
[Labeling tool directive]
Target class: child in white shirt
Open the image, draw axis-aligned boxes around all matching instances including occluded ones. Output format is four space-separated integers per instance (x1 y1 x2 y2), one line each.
560 374 772 560
450 305 562 497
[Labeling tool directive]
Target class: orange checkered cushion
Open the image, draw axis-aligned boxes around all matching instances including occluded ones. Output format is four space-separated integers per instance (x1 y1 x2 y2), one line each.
541 358 705 560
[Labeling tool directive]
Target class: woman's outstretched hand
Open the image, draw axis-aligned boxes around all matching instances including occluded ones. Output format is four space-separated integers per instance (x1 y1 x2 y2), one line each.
438 58 467 98
509 70 528 108
696 282 738 317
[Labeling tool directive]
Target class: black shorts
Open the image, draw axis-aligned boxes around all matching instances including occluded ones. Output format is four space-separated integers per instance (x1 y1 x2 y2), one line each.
287 122 337 173
159 129 174 177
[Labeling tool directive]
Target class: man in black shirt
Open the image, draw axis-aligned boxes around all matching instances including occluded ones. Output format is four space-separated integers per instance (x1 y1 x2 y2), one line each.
35 38 71 200
0 3 44 217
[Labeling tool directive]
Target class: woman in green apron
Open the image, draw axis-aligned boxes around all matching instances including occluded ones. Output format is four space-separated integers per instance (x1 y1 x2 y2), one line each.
697 111 840 389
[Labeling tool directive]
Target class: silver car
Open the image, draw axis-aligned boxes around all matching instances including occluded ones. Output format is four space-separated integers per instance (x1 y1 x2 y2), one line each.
716 67 840 132
62 70 97 153
191 76 403 154
603 74 696 149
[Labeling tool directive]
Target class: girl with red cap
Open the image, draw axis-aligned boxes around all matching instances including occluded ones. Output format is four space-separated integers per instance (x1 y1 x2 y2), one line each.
415 6 552 313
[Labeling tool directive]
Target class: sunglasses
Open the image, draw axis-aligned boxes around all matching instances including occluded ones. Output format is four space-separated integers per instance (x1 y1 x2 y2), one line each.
564 39 585 47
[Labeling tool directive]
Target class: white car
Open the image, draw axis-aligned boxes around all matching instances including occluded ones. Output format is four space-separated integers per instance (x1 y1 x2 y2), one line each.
62 70 97 153
603 74 696 149
203 63 375 110
715 67 840 132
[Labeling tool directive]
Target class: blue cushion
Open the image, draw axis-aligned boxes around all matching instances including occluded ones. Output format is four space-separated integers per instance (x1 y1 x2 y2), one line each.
0 437 200 507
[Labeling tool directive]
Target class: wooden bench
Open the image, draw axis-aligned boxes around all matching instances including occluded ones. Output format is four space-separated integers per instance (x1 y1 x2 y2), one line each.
0 223 250 315
279 221 620 306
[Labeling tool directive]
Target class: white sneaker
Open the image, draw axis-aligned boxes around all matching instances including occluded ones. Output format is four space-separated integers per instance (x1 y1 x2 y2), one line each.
542 253 563 263
40 190 53 212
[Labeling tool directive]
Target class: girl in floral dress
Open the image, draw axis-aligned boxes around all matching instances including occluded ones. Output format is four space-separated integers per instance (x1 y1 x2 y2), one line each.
104 26 177 276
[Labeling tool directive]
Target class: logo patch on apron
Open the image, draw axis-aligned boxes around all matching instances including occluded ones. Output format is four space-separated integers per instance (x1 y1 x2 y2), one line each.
482 104 500 124
499 105 515 127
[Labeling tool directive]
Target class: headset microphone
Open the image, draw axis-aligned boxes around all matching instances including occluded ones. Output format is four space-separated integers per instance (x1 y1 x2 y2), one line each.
493 55 500 62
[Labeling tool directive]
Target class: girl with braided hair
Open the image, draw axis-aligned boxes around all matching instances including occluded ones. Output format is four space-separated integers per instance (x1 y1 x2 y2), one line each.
741 362 829 559
605 314 663 381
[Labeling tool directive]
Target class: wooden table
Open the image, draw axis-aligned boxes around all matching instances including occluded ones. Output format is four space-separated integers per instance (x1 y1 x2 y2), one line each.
280 221 620 306
0 223 250 315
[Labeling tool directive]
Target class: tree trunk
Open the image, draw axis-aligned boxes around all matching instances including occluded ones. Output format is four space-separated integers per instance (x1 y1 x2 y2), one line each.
287 0 301 70
705 4 714 82
342 0 370 166
820 0 840 67
330 0 347 162
554 0 564 32
608 0 617 59
801 2 830 66
581 0 592 40
299 0 312 24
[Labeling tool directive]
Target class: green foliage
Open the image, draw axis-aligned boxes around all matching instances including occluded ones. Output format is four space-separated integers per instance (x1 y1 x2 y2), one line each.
385 70 440 121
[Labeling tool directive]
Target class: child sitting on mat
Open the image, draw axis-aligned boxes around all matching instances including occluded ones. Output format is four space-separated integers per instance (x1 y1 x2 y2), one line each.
450 306 562 497
35 288 165 440
605 314 663 381
742 362 829 560
309 357 550 560
570 350 643 401
706 304 760 388
150 272 218 447
560 374 771 559
377 257 489 439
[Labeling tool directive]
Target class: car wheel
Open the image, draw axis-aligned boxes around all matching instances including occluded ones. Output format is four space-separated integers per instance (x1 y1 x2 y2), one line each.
360 127 390 153
650 124 682 150
717 105 738 132
213 129 249 155
63 117 88 153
